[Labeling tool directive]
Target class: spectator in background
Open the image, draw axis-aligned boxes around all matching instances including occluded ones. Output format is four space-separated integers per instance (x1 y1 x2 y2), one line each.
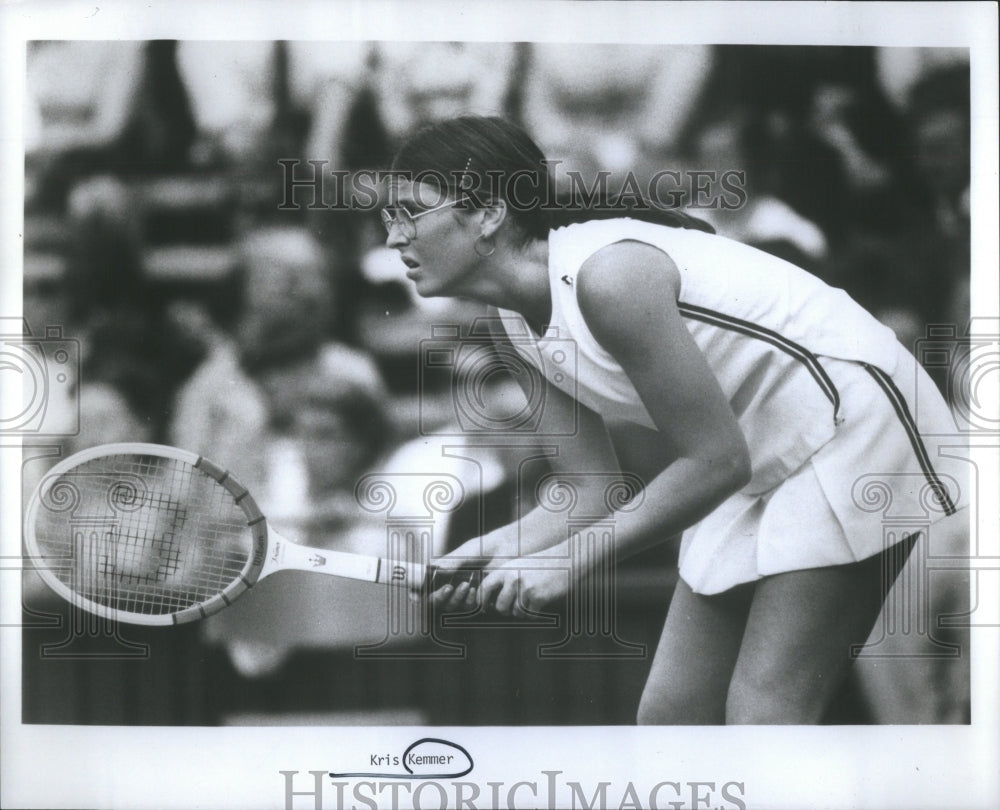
175 41 279 169
69 383 157 452
169 226 332 500
820 64 970 366
373 42 519 143
684 46 970 377
177 41 359 196
684 110 830 271
27 40 195 209
521 44 712 191
63 176 206 443
193 303 511 678
77 311 201 442
876 47 970 112
196 338 399 678
278 43 509 395
294 343 394 536
26 41 144 160
296 41 518 228
167 223 481 542
234 228 334 429
283 43 383 339
168 297 271 496
896 64 971 372
25 40 206 452
169 224 495 676
290 42 518 344
287 42 370 163
685 46 908 244
905 65 971 248
62 177 145 322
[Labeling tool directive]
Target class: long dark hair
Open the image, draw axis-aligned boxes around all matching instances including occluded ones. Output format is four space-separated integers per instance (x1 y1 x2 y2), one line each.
390 116 714 241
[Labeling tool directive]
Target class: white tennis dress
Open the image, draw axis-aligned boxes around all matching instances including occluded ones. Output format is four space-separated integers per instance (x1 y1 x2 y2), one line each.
498 218 968 594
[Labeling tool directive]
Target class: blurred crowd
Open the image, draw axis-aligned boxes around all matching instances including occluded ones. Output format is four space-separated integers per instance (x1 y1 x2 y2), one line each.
22 41 971 680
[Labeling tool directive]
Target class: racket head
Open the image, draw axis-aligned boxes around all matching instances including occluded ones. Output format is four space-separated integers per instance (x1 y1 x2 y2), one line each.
24 443 269 626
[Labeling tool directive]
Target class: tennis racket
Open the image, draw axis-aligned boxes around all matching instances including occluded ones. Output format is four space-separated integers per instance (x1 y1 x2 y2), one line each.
24 443 477 626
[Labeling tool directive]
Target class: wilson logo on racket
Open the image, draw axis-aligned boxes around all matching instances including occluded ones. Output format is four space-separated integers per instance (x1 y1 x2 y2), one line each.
24 443 477 627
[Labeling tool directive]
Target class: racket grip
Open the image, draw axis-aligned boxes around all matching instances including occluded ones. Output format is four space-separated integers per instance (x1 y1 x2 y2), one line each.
427 565 482 591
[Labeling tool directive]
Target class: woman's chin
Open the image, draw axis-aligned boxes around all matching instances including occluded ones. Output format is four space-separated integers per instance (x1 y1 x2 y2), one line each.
411 277 445 299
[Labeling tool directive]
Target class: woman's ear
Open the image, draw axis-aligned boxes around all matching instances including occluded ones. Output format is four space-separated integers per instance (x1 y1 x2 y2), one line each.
479 199 508 238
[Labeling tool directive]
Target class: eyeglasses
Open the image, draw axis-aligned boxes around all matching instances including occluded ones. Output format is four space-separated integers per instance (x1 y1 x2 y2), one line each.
380 200 459 239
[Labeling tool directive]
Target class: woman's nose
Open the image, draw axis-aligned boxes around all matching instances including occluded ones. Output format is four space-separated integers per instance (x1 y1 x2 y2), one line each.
385 223 409 249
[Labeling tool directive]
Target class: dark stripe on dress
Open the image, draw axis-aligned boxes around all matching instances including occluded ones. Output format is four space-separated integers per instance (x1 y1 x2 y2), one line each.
678 301 841 422
861 363 958 516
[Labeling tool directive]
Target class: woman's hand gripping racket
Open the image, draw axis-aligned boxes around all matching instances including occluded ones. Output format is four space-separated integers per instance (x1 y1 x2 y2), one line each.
24 443 478 626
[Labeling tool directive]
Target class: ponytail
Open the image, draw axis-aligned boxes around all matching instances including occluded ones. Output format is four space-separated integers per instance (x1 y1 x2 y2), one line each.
546 191 715 234
391 116 715 239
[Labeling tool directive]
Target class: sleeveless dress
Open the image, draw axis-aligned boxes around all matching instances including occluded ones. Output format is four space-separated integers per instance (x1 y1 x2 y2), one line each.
497 218 968 594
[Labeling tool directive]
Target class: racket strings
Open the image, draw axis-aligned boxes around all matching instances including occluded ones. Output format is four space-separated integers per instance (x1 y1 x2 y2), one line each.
33 454 253 617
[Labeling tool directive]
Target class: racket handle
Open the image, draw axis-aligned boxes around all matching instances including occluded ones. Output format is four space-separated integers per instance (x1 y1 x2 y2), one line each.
427 566 482 591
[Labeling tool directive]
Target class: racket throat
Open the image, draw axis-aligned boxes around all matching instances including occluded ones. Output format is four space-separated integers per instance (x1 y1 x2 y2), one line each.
260 530 425 587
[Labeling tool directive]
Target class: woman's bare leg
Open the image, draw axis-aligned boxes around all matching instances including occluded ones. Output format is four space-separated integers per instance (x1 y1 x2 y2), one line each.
726 552 893 724
637 578 753 724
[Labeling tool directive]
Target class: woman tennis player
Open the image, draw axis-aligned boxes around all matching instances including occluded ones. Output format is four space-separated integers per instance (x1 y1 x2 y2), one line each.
381 115 967 724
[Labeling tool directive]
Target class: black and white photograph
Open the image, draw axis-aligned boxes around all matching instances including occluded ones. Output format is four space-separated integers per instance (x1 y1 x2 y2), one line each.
2 2 998 809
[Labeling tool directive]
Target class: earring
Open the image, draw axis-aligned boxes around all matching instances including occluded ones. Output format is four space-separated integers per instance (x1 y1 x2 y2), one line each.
474 234 496 258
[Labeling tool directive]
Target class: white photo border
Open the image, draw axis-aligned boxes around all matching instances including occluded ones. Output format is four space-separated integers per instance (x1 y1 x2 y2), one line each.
2 2 998 809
